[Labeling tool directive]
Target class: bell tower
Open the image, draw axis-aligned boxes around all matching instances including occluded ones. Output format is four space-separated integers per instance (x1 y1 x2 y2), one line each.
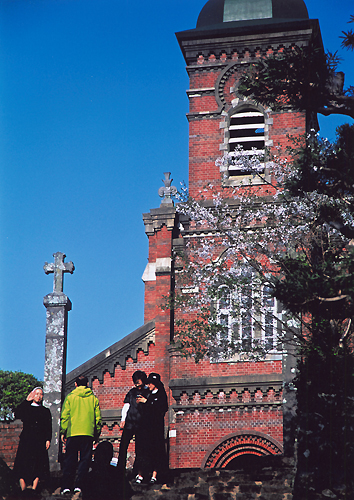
176 0 321 199
139 0 325 469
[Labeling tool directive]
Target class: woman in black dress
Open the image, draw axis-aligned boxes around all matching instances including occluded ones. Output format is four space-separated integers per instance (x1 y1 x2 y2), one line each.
13 387 52 491
135 373 168 484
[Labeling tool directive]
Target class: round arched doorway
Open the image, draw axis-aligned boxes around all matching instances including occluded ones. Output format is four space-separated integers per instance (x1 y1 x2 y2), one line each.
201 431 283 469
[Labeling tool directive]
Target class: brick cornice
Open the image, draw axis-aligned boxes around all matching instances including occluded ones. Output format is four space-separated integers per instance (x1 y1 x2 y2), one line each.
169 373 283 401
173 401 282 413
101 409 121 430
143 206 177 236
177 19 320 66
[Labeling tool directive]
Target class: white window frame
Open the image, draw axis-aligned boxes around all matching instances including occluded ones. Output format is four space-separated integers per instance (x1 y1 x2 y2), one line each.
221 105 272 187
216 281 280 358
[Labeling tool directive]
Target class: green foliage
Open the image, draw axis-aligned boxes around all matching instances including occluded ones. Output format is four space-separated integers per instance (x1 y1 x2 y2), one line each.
340 15 354 50
237 16 354 119
294 345 354 497
238 45 336 113
285 124 354 201
0 370 42 421
273 127 354 499
273 126 354 350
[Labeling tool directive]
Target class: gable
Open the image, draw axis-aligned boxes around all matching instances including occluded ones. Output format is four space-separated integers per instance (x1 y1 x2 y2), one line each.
65 320 155 393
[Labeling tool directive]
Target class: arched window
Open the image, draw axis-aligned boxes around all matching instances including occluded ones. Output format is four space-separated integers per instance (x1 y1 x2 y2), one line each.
215 278 280 360
220 105 271 186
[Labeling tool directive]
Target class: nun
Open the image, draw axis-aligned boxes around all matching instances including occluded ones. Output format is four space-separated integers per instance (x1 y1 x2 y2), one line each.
13 387 52 491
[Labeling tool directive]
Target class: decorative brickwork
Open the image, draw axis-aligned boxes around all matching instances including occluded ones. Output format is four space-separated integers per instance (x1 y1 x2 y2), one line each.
202 431 283 468
65 321 155 390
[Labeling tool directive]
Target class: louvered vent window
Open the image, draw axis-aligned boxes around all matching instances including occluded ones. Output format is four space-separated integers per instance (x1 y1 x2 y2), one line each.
229 108 265 152
228 108 265 177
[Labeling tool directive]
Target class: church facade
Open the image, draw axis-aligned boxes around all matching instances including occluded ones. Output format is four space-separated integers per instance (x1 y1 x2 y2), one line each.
65 0 322 470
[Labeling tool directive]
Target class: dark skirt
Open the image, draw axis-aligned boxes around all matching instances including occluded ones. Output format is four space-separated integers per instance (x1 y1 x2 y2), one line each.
13 433 49 484
134 417 167 476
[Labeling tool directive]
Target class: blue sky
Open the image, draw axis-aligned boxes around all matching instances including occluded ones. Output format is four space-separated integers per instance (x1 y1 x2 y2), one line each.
0 0 353 381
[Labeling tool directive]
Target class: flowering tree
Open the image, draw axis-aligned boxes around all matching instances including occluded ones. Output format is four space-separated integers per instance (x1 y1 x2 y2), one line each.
175 128 354 349
172 125 354 497
169 17 354 495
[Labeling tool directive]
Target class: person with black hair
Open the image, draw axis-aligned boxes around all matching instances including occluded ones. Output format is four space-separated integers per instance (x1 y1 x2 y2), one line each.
83 441 118 500
13 387 52 492
60 375 102 496
134 373 168 484
116 370 149 476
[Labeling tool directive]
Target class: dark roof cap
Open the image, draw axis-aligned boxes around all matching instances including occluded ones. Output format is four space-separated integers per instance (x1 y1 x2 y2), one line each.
197 0 308 28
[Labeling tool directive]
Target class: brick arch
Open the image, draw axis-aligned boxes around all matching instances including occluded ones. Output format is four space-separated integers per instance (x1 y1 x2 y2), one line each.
201 431 283 469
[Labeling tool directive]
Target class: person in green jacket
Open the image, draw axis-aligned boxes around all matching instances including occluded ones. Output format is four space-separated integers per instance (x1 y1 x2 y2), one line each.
60 375 102 496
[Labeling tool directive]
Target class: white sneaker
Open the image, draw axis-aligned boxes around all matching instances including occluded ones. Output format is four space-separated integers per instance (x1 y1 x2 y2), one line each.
135 474 143 484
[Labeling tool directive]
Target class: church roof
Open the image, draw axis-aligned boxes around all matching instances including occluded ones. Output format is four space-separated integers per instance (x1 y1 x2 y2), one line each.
176 0 318 64
65 320 155 392
197 0 309 29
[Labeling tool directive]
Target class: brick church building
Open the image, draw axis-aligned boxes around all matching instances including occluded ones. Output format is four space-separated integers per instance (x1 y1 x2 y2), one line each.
65 0 322 470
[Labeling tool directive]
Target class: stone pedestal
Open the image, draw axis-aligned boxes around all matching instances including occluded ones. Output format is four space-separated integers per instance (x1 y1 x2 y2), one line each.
42 252 74 471
43 292 72 471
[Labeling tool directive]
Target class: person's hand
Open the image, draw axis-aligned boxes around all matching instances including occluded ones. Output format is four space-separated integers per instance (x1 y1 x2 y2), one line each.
61 435 66 444
120 420 125 429
136 395 147 404
26 390 36 401
46 441 50 450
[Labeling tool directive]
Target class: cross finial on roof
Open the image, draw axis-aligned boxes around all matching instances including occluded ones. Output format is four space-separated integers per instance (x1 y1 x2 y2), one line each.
44 252 75 293
158 172 177 205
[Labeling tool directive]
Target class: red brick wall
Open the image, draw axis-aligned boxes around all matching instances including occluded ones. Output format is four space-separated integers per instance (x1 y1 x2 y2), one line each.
93 348 156 411
168 42 301 467
187 51 307 200
95 348 157 460
0 420 22 469
171 355 282 380
169 407 283 469
95 30 308 472
189 118 224 198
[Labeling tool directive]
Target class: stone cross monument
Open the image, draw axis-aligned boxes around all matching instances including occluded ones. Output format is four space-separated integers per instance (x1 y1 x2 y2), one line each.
43 252 74 471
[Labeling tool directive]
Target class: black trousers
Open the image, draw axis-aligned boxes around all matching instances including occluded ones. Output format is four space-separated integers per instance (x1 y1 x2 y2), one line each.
62 436 93 490
116 427 136 474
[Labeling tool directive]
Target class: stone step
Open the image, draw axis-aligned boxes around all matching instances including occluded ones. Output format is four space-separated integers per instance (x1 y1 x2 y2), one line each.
2 456 296 500
129 461 295 500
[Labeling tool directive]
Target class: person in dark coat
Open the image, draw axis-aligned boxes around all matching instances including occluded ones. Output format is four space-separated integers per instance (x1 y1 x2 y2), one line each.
13 387 52 492
83 440 133 500
83 441 117 500
134 373 168 484
116 371 149 477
